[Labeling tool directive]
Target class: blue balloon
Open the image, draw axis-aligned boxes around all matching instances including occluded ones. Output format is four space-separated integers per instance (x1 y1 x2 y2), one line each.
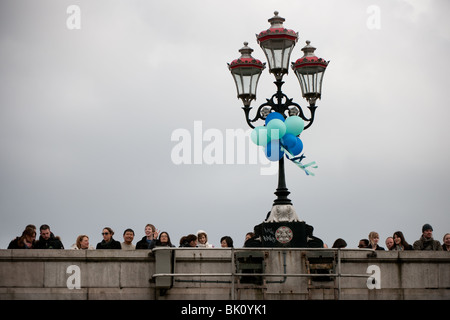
265 140 284 161
266 119 286 140
288 137 303 156
281 133 297 149
265 112 285 125
250 126 269 146
285 116 305 136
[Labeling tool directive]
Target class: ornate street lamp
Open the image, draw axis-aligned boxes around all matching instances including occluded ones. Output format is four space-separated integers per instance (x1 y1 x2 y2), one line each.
292 40 329 106
228 12 328 247
228 42 266 116
256 11 298 80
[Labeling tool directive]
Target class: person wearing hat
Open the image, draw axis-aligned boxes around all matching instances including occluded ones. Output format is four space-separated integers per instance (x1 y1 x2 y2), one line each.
413 224 443 251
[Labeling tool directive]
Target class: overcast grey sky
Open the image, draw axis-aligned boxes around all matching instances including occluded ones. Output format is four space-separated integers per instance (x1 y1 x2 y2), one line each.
1 0 449 249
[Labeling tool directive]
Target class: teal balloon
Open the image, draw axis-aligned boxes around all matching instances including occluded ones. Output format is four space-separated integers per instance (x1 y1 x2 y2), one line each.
265 112 285 125
250 126 269 146
265 140 284 161
266 119 286 140
281 133 297 149
285 116 305 136
289 137 303 156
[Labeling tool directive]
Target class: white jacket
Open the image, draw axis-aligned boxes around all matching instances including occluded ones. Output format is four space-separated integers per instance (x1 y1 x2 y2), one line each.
197 230 214 248
70 243 95 250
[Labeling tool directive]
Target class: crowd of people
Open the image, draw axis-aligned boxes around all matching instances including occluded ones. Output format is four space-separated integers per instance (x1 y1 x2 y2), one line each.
330 224 449 251
6 222 450 252
6 224 236 250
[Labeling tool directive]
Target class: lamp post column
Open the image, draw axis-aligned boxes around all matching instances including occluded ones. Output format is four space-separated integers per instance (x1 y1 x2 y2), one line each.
274 156 292 206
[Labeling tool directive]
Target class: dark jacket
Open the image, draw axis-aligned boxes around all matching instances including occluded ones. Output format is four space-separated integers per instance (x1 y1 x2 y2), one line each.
7 237 34 249
154 240 175 248
96 238 122 249
413 236 442 251
179 240 193 248
34 233 64 249
135 236 156 249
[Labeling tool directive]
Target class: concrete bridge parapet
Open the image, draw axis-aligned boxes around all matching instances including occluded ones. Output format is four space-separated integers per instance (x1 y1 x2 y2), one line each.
0 248 448 300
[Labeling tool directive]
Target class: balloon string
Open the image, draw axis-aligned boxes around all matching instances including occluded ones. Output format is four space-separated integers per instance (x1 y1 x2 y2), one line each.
281 146 318 176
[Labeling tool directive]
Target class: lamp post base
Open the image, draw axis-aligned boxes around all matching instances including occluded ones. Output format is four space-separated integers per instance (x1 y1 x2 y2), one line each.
246 221 324 248
265 204 300 223
245 205 324 248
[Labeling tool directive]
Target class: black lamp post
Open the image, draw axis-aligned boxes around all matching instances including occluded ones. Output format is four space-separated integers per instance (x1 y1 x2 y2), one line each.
228 11 329 247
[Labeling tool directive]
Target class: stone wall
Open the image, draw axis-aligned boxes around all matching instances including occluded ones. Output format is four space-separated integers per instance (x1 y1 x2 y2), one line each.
0 248 449 300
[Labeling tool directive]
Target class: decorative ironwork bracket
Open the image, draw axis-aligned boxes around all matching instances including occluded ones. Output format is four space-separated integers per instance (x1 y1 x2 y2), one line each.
242 80 317 129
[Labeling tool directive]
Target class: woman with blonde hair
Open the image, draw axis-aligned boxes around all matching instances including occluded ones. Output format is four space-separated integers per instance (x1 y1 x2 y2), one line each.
442 233 450 251
368 231 385 250
70 235 95 250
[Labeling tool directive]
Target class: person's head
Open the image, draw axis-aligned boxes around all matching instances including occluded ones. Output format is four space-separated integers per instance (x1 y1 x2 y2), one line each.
332 238 347 249
39 224 52 240
443 233 450 247
185 234 197 247
76 235 90 249
158 232 171 246
385 237 394 250
422 224 433 239
358 239 369 248
197 231 208 244
220 236 233 248
123 228 135 244
393 231 407 246
22 226 36 243
102 227 114 242
145 224 156 238
245 232 255 241
26 224 36 231
368 231 380 245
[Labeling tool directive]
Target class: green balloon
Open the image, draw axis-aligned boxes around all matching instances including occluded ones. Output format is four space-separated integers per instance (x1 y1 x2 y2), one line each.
266 119 286 140
250 126 269 146
285 116 305 136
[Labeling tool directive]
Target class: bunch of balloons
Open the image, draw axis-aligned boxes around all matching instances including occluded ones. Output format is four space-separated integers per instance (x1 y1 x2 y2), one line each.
250 112 305 161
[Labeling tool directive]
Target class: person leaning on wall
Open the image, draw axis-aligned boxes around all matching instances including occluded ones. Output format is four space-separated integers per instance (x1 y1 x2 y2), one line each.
7 225 36 249
413 224 442 251
70 235 95 250
136 224 159 249
442 233 450 251
96 227 122 249
34 224 64 249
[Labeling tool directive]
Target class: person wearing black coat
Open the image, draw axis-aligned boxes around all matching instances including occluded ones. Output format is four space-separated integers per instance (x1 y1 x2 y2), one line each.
8 225 36 249
96 227 122 249
135 224 158 249
136 236 156 249
34 224 64 249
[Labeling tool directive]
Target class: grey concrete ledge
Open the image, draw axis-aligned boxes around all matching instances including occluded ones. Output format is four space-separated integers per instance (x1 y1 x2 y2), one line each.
1 248 449 300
